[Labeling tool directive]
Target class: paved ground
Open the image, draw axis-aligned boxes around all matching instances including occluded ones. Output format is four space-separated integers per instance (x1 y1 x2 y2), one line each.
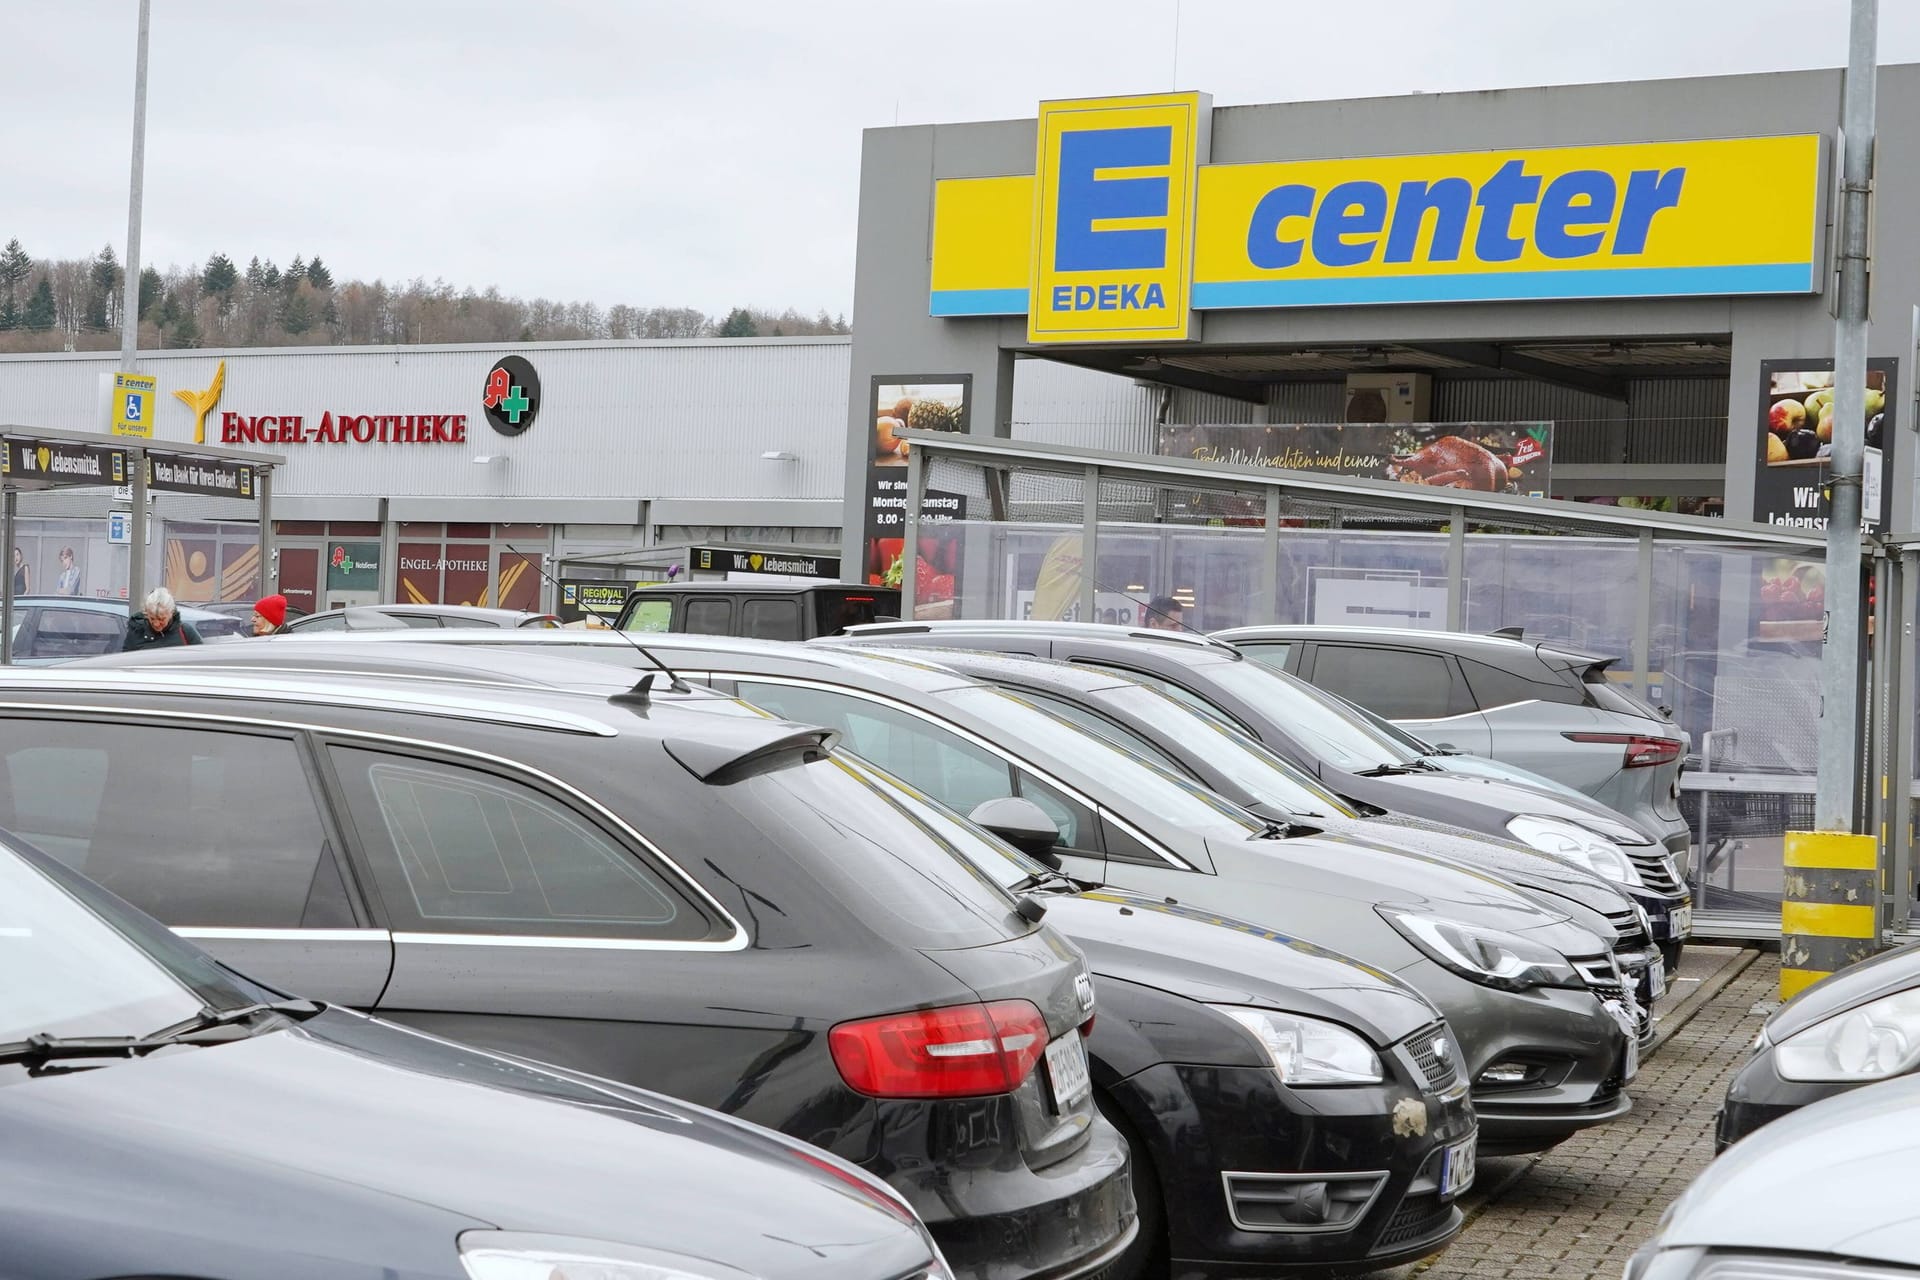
1382 944 1777 1279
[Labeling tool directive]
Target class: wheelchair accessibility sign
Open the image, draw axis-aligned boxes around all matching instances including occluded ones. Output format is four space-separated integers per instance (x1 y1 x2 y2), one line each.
110 372 157 439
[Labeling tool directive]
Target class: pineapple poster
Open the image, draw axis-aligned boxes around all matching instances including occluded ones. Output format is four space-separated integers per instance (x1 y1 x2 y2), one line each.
866 376 971 618
1754 358 1897 534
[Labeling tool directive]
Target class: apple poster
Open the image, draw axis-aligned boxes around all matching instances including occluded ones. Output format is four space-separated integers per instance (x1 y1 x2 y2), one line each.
1755 358 1897 533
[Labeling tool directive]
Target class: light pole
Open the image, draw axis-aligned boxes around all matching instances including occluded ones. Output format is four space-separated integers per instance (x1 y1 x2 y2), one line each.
121 0 152 603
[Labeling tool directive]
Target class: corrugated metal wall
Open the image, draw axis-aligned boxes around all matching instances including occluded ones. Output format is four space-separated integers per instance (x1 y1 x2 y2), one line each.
1011 358 1160 451
1433 376 1727 465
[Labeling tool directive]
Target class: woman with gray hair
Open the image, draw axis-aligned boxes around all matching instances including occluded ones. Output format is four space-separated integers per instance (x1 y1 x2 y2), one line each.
121 587 203 650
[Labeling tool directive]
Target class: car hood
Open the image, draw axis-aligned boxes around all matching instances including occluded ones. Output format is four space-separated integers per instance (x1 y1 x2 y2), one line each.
1041 889 1440 1047
1360 768 1656 841
1767 941 1920 1041
1204 830 1606 962
1657 1073 1920 1263
0 1010 930 1279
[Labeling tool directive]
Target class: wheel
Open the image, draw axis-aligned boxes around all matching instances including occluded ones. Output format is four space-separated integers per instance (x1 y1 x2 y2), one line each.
1094 1091 1168 1280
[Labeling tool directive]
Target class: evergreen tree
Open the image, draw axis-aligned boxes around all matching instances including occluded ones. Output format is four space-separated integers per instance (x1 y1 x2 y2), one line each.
259 260 281 289
0 239 31 320
24 278 56 330
85 244 120 330
717 307 757 337
171 307 199 347
281 290 314 334
244 256 265 286
284 255 306 289
202 254 238 296
138 267 163 321
305 256 333 290
0 295 16 331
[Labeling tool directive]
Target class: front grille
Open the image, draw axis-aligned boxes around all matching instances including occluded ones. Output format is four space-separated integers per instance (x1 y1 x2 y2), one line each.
1625 845 1683 894
1402 1024 1460 1091
1375 1193 1454 1250
1604 906 1650 948
1574 956 1652 1043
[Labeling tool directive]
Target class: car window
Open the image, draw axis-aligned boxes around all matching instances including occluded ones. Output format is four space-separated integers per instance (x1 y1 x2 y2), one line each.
1458 655 1585 710
440 615 497 629
22 607 122 659
624 599 672 633
741 598 801 642
1016 688 1192 776
289 613 348 632
1012 769 1098 852
329 747 716 941
683 598 733 636
392 613 444 629
0 720 351 929
1236 640 1291 672
733 681 1016 816
1309 646 1461 721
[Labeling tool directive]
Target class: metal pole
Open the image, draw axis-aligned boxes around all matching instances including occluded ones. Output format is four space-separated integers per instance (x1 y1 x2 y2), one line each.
1446 507 1466 631
1079 465 1099 623
1262 488 1281 625
1815 0 1878 833
1 490 14 666
258 468 275 594
900 442 925 619
119 0 151 369
1894 549 1920 932
1634 529 1655 702
129 450 147 605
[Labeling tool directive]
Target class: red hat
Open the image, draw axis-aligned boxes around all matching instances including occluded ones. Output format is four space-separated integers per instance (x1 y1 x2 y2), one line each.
254 594 287 627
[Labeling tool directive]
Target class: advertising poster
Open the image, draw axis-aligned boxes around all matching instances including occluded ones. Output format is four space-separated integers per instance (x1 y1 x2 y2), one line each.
1755 358 1898 533
1158 422 1552 495
163 536 219 603
326 542 381 594
218 542 262 604
865 375 970 618
558 580 636 625
492 548 542 611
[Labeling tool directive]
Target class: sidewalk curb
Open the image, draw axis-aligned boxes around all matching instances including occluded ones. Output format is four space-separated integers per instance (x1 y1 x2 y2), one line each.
1648 947 1761 1056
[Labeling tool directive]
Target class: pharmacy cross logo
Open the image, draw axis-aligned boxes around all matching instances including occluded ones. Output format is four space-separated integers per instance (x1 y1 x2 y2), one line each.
482 355 541 437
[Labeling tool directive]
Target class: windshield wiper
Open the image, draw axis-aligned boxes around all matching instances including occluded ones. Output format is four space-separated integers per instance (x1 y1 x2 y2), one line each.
1254 818 1303 839
1007 867 1078 895
0 998 322 1069
1357 763 1419 777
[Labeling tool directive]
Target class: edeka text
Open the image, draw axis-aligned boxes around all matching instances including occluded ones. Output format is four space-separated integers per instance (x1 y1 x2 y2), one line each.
220 412 468 446
1049 283 1169 312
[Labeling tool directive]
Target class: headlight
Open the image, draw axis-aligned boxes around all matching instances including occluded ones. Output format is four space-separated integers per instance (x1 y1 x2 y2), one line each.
1774 990 1920 1082
459 1233 758 1279
1376 907 1582 992
1211 1005 1384 1084
1507 815 1644 888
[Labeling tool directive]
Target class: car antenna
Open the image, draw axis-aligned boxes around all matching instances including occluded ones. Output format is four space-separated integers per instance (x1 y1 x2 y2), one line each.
504 545 691 696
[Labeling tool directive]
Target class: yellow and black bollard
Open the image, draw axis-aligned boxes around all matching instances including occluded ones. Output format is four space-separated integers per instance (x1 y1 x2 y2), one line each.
1780 832 1880 999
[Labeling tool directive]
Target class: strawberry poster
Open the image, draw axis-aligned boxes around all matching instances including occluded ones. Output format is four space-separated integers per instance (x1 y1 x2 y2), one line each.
864 374 970 619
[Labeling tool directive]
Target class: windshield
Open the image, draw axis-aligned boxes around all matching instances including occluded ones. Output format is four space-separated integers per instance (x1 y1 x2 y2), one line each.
1 846 258 1045
1094 684 1358 818
939 685 1267 840
1196 657 1423 771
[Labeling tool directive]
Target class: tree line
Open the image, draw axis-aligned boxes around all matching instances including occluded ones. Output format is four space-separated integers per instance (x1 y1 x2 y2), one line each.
0 238 847 353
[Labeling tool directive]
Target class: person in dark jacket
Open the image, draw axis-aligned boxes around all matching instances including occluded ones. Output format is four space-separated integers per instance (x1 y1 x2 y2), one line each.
250 594 288 636
122 588 203 650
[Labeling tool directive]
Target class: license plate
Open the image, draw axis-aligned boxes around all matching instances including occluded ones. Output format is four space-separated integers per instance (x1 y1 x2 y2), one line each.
1044 1031 1091 1111
1624 1034 1640 1082
1647 959 1668 1003
1668 905 1693 940
1439 1136 1476 1200
1604 1000 1640 1082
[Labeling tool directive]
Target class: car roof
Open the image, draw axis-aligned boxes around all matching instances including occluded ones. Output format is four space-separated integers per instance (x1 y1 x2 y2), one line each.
633 581 891 595
12 595 228 620
1210 624 1610 664
845 644 1142 695
300 603 549 622
843 619 1237 653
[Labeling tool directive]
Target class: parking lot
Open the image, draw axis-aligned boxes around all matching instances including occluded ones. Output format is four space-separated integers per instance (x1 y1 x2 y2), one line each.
1383 945 1773 1280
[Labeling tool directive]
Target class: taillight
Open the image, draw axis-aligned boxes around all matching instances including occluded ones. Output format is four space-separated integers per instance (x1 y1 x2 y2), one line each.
1563 732 1683 769
829 1000 1049 1099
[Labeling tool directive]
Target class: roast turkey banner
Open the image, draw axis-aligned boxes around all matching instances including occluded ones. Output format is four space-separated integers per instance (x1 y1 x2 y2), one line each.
1157 422 1552 498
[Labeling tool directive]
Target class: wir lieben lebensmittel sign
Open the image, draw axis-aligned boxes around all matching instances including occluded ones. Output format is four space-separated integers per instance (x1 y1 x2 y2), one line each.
928 93 1825 338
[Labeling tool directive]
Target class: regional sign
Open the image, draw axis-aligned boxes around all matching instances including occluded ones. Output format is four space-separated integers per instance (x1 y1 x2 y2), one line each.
2 439 127 487
145 451 254 499
930 94 1824 327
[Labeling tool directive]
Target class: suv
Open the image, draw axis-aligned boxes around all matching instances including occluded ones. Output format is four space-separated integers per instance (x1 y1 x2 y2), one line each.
1213 626 1692 864
283 604 561 631
616 581 900 640
6 595 246 663
0 663 1132 1280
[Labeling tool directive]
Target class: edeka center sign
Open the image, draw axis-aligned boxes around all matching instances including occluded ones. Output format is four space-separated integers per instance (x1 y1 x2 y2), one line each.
929 94 1824 335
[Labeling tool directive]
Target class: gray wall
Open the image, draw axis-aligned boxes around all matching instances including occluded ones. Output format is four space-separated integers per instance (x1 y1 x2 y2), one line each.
847 64 1920 533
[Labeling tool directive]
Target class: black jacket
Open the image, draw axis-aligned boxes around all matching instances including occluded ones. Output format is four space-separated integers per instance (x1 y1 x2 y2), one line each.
122 613 204 651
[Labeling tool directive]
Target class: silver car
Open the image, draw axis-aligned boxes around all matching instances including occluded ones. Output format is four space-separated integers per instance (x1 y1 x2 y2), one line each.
1213 626 1692 862
1628 1072 1920 1277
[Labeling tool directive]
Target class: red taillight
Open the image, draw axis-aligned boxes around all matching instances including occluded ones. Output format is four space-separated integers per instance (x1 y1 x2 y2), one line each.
829 1000 1049 1099
1563 732 1683 769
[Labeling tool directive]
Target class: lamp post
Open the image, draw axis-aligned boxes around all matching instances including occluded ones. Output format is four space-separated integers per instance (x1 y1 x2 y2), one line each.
120 0 153 603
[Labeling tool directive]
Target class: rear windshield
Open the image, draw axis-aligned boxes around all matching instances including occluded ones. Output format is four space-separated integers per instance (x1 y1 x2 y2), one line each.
816 592 887 636
725 753 1032 950
1582 668 1665 722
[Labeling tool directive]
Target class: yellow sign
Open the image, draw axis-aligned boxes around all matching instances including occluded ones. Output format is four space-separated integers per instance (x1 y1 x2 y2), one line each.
929 103 1824 330
110 372 157 438
1025 91 1209 344
174 360 226 445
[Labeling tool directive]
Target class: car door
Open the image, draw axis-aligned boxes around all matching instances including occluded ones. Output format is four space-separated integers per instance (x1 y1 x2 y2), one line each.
726 677 1114 884
681 596 735 636
1302 642 1494 756
26 607 126 662
0 714 391 1003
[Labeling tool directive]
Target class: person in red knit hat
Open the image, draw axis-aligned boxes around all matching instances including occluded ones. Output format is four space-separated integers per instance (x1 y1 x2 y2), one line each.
251 594 288 636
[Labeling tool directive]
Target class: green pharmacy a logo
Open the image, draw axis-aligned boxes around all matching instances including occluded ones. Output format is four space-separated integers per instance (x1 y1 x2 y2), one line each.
483 355 542 437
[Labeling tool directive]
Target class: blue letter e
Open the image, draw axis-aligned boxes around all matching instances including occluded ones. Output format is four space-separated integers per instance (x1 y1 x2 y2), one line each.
1055 126 1171 272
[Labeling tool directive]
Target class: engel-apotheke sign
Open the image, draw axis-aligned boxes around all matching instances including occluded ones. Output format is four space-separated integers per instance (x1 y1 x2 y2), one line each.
928 91 1825 341
194 355 541 446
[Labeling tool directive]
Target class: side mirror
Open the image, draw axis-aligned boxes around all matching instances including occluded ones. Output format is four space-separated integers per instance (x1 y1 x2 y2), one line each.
1431 742 1461 754
968 797 1063 868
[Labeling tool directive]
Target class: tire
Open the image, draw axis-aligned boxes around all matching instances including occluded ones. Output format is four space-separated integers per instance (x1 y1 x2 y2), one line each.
1094 1091 1168 1280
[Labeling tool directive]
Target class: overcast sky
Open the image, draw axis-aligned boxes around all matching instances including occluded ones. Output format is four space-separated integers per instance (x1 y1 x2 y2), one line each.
5 0 1919 318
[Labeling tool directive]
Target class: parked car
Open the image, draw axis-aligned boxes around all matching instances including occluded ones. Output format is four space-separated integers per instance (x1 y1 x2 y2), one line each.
617 580 901 639
1 829 953 1280
1717 940 1920 1149
842 621 1693 969
1211 625 1693 860
283 603 561 631
0 661 1133 1280
96 636 1482 1275
870 644 1665 1024
1633 1073 1920 1278
191 597 312 625
222 631 1643 1155
4 595 247 663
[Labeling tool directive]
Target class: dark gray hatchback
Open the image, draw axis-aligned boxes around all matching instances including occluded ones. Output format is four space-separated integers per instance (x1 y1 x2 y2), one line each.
0 665 1132 1280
